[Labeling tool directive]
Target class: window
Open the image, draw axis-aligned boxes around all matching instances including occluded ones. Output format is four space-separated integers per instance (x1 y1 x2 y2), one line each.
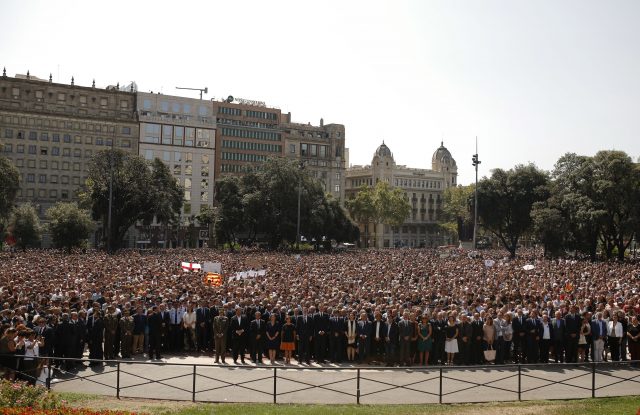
79 96 87 106
62 162 70 170
319 145 327 158
163 151 171 162
52 134 60 142
50 175 58 184
185 153 193 162
52 147 60 156
28 145 36 154
57 93 66 103
63 148 71 157
173 165 181 175
27 174 35 183
2 143 11 153
310 145 317 156
51 161 58 169
173 127 184 146
196 129 213 147
40 147 48 155
73 163 80 171
96 137 104 146
174 152 182 162
184 190 191 201
336 172 341 180
144 150 153 160
122 127 131 135
184 178 192 189
26 189 34 198
100 97 108 108
162 125 173 144
73 149 81 158
185 165 192 176
38 174 46 184
183 203 191 215
15 159 23 167
121 140 131 148
201 165 209 177
201 154 209 164
185 128 195 146
40 133 49 141
63 134 71 143
334 185 340 192
85 150 92 158
39 160 47 169
289 144 296 154
144 124 160 143
17 145 24 153
143 99 152 110
201 191 209 202
201 179 209 188
4 129 12 138
29 131 37 140
198 105 208 116
172 102 180 112
183 103 191 114
120 100 129 109
27 159 36 168
301 143 307 156
61 190 69 199
11 87 20 98
49 190 58 198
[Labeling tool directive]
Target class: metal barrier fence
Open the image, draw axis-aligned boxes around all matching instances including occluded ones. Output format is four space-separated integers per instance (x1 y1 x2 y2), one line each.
1 356 639 404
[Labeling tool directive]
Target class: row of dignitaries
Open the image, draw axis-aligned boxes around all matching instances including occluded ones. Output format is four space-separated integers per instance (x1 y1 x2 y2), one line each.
2 299 638 368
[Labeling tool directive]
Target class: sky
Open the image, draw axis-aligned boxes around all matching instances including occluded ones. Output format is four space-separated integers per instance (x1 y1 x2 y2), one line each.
1 0 639 185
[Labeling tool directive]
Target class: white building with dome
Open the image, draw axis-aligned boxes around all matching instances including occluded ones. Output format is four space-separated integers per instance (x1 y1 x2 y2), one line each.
345 142 458 248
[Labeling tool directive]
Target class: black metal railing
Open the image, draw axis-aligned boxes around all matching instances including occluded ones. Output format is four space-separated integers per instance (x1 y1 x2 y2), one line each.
1 356 638 404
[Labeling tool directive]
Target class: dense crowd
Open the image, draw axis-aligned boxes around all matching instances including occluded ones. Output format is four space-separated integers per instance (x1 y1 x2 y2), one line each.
0 248 639 382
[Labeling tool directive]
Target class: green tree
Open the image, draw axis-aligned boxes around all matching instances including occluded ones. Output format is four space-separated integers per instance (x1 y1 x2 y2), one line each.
80 149 155 251
0 156 20 247
212 176 244 247
8 203 41 250
591 151 640 260
477 164 549 258
441 184 474 242
46 202 94 252
346 181 411 248
531 202 568 257
142 158 184 246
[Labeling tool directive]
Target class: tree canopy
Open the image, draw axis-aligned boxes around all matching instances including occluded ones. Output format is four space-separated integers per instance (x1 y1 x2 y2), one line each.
0 156 20 247
8 203 41 250
212 158 358 249
80 149 183 252
46 202 94 252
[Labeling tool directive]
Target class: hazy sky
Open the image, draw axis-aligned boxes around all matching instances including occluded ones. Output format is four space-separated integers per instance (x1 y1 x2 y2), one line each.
1 0 639 184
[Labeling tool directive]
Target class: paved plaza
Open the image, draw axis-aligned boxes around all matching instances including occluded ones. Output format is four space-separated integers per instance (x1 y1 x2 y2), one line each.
50 355 640 404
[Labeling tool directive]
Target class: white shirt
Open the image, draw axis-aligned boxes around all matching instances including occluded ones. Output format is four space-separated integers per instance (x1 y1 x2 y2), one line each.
183 311 196 328
375 321 381 338
542 322 551 340
169 307 185 325
24 339 39 360
608 321 623 338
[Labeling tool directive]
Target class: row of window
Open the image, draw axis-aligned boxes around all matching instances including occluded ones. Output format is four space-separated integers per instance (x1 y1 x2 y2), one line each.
221 152 268 162
142 124 212 148
7 87 130 109
143 150 208 165
1 115 132 134
245 110 277 120
172 165 203 177
221 140 281 153
13 158 85 171
3 131 132 149
220 164 262 173
217 118 277 130
300 143 331 158
22 173 84 185
218 107 242 116
184 190 209 202
18 188 71 200
394 178 442 189
221 127 281 141
182 178 210 190
142 99 208 116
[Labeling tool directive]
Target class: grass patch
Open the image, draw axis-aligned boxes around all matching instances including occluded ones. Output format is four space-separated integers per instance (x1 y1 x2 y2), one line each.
55 394 640 415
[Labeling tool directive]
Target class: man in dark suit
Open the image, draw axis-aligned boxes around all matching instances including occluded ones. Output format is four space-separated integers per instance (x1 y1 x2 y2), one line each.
551 311 565 363
564 305 581 363
157 303 171 353
296 307 314 364
525 310 542 363
356 312 372 362
371 311 387 362
329 309 344 363
470 313 484 364
230 307 248 363
147 306 163 360
313 305 330 363
512 308 527 363
458 314 473 365
398 311 414 366
249 311 266 363
430 312 446 365
384 313 399 366
196 302 211 353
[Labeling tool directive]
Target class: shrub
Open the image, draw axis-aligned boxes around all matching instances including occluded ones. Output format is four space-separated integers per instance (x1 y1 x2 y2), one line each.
0 381 62 409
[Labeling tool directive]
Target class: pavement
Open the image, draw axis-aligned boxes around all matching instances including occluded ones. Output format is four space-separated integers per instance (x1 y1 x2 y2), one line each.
49 355 640 404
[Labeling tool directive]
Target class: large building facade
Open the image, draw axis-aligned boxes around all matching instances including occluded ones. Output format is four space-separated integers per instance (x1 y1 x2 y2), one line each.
345 142 457 248
0 72 139 245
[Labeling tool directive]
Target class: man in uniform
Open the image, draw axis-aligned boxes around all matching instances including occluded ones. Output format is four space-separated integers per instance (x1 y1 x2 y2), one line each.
103 305 119 360
213 309 229 363
119 308 134 358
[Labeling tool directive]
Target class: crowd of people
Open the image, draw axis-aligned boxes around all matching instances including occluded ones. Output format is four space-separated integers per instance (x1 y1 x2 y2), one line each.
0 248 639 382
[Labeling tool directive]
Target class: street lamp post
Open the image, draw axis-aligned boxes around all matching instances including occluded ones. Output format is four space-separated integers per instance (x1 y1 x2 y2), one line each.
296 161 305 250
472 140 481 250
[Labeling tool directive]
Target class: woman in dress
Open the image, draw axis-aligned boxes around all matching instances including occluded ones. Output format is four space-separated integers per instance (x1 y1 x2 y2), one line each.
417 314 433 366
345 312 357 362
502 313 514 363
279 315 296 364
578 314 591 362
266 313 280 364
444 314 459 365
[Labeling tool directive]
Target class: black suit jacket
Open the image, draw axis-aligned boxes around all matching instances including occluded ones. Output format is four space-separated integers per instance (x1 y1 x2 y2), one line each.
250 319 267 341
229 315 248 339
313 312 330 335
564 314 581 336
371 320 387 340
148 312 163 336
385 319 399 344
296 315 314 339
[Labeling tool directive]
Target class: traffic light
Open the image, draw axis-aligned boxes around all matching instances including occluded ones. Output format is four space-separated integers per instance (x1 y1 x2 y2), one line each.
472 154 481 167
